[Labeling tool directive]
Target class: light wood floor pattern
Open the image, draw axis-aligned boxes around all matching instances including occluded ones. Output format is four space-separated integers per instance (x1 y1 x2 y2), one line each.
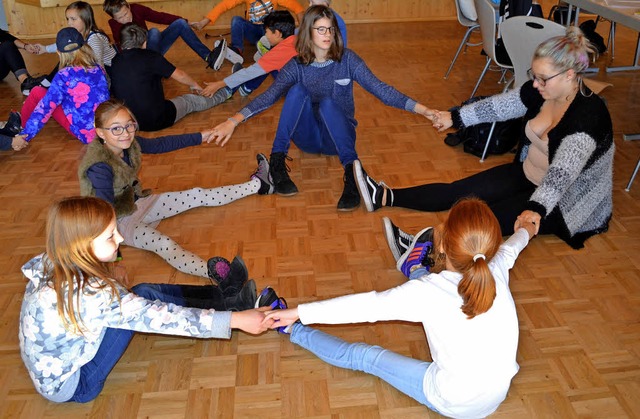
1 20 639 418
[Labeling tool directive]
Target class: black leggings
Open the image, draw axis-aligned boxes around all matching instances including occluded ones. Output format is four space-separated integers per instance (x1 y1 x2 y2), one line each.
393 162 561 235
0 41 28 80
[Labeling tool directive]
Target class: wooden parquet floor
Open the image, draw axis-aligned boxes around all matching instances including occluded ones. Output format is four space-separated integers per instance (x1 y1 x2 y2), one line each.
1 20 639 418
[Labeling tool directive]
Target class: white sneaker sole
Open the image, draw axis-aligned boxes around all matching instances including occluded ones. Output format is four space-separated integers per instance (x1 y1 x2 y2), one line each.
382 217 402 262
353 160 374 212
214 40 244 65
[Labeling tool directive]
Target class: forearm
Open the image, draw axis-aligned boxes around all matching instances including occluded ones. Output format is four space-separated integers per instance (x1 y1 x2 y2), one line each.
171 68 201 90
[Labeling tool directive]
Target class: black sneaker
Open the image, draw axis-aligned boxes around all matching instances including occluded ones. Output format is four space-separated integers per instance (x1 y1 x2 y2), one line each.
2 111 22 136
337 163 361 211
220 256 250 297
206 38 226 71
251 153 274 195
20 75 48 96
382 217 415 262
269 152 298 196
255 287 289 333
224 279 257 311
353 160 392 212
231 62 243 74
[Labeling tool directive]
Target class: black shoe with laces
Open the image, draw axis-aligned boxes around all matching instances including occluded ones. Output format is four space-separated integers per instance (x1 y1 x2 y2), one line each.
382 217 415 262
224 279 257 311
20 75 48 96
353 160 391 212
206 38 226 70
337 163 361 211
269 152 298 196
0 111 21 136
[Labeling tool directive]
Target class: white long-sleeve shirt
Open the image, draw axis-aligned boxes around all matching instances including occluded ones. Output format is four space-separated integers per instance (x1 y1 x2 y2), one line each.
298 228 531 418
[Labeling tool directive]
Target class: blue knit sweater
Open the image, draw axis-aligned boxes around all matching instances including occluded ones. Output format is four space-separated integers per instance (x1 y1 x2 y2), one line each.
239 49 418 125
452 81 613 249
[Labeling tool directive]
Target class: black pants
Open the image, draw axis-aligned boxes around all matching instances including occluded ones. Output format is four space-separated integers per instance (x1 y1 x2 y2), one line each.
393 162 561 235
0 41 27 80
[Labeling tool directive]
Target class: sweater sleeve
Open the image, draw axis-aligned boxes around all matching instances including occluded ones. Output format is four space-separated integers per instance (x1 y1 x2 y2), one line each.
488 228 530 286
224 62 267 89
239 59 298 119
453 85 529 129
136 133 202 154
349 51 416 112
134 3 181 25
0 29 17 43
85 162 116 204
205 0 244 24
298 280 437 326
274 0 305 14
93 285 232 339
22 75 66 142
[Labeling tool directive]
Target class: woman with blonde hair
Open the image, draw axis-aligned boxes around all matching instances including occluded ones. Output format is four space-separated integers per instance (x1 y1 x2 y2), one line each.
11 27 109 151
265 198 537 417
356 26 613 250
19 196 281 403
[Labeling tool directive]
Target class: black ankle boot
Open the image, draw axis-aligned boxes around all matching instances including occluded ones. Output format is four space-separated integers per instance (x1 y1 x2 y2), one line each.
219 256 249 297
337 163 361 211
223 279 257 311
269 152 298 196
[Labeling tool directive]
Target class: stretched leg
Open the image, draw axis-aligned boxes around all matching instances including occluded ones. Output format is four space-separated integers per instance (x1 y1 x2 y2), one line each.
21 86 73 134
290 323 440 411
271 84 324 155
0 41 28 80
170 88 231 123
67 327 134 402
159 19 210 60
392 162 534 212
317 97 357 165
230 17 265 53
132 281 256 311
145 28 162 54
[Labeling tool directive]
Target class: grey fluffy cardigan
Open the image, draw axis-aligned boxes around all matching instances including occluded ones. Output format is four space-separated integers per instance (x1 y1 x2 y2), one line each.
451 81 614 249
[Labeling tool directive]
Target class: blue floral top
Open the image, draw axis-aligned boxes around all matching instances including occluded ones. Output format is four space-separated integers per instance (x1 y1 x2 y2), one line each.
18 254 232 402
22 66 110 144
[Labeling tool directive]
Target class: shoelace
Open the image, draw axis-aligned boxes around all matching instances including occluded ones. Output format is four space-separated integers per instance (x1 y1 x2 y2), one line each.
272 155 293 174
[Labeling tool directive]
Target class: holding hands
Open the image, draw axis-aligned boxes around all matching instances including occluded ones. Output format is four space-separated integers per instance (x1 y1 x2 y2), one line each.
200 81 226 98
210 115 244 147
230 307 275 335
514 210 541 238
264 307 300 330
430 110 453 132
12 135 28 151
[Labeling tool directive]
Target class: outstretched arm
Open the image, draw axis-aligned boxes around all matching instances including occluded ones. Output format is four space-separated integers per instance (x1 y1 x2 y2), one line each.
170 68 203 92
210 112 245 147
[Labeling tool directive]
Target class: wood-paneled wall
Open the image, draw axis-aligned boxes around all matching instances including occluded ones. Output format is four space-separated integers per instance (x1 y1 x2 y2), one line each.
4 0 461 38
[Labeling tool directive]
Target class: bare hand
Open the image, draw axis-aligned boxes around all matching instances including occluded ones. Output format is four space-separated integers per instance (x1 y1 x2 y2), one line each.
431 110 453 132
264 307 299 330
413 103 436 119
24 44 39 54
12 135 28 151
190 18 210 31
200 129 216 143
201 81 226 98
31 43 47 55
211 120 236 147
113 263 130 286
230 309 272 334
190 84 203 94
515 210 541 236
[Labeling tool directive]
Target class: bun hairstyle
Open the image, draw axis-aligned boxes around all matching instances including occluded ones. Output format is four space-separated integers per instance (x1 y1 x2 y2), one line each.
534 26 595 75
436 198 502 319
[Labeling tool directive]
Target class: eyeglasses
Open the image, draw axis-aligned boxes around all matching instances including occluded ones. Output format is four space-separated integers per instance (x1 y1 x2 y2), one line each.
104 122 138 136
312 26 335 35
527 68 567 87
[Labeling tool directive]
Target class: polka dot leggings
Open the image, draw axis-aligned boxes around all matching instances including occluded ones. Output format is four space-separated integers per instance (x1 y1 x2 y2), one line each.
132 180 260 277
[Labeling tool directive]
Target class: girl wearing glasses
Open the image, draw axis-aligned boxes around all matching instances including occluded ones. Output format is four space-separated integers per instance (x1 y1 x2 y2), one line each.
355 26 613 251
11 27 109 152
78 99 274 284
209 5 433 211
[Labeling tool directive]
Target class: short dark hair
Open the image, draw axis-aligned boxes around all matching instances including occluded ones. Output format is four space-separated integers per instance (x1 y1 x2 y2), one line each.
120 23 147 49
263 11 295 39
103 0 129 17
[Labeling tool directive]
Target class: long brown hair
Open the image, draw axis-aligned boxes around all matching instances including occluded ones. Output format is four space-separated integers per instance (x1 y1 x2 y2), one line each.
58 44 99 69
45 196 120 333
66 1 107 39
436 198 502 318
296 5 344 65
95 98 137 130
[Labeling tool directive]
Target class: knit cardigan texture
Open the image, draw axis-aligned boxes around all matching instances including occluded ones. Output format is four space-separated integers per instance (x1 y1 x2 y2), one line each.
451 81 613 249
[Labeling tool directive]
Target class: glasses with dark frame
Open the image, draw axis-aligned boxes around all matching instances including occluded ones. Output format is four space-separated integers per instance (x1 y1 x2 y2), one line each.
527 68 567 87
104 122 138 136
312 26 335 35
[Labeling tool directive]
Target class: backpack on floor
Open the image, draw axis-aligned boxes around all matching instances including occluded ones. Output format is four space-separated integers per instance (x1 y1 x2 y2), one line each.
444 97 522 157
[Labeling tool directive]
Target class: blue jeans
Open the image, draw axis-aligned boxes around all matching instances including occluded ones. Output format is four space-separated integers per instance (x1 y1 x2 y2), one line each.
67 283 220 402
230 16 265 53
146 18 210 60
271 84 358 166
290 323 441 412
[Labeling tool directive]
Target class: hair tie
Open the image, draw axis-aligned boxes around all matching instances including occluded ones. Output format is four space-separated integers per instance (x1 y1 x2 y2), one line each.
473 253 485 262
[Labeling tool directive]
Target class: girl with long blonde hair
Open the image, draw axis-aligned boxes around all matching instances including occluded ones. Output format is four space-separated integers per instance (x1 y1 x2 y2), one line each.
19 196 281 403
